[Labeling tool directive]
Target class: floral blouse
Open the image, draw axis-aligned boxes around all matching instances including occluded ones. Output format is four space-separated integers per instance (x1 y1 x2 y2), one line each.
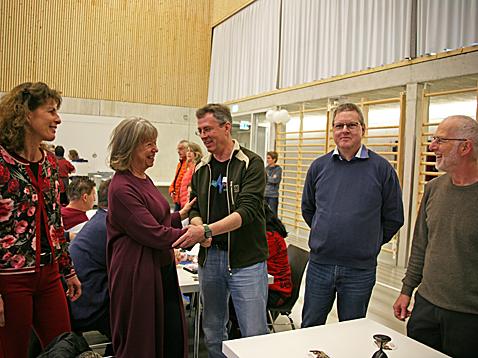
0 145 75 278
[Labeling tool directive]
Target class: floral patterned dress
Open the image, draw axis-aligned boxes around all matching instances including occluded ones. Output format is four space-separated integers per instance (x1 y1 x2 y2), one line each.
0 145 75 277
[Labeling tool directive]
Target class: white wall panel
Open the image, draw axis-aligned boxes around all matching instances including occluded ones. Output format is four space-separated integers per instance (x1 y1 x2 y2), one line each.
208 0 280 103
417 0 478 56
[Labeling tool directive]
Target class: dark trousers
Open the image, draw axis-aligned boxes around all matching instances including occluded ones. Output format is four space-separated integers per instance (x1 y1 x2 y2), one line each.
408 293 478 358
0 263 71 358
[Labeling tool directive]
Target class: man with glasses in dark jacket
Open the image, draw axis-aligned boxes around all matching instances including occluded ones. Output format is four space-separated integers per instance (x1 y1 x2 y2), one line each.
174 103 269 358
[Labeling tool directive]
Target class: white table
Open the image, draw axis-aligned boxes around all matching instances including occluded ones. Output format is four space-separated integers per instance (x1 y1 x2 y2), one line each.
222 318 449 358
177 267 201 358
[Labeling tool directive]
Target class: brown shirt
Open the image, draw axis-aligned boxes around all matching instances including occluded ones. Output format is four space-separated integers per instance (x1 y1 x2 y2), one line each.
402 174 478 314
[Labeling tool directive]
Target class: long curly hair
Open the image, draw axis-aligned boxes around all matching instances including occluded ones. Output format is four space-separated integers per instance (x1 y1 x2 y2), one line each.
0 82 62 153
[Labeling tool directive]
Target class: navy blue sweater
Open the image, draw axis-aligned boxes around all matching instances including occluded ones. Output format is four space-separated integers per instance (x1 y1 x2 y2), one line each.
69 209 109 328
302 149 404 269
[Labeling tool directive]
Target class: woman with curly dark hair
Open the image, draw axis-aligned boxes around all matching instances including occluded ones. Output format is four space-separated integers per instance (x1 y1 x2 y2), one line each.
0 82 81 357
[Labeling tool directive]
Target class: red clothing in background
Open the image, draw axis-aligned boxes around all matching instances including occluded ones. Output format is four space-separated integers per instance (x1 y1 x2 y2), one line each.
56 157 75 192
61 207 88 231
266 231 292 299
179 162 196 208
57 158 75 178
168 160 188 205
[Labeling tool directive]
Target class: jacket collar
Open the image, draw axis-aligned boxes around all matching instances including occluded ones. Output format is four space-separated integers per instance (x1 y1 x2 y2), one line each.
196 139 249 171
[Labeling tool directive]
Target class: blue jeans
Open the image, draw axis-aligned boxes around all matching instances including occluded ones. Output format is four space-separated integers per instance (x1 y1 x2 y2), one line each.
301 261 376 328
198 247 268 358
265 196 279 216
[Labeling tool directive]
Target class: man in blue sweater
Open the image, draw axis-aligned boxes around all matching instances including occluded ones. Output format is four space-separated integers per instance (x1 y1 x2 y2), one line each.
69 179 113 355
301 103 404 327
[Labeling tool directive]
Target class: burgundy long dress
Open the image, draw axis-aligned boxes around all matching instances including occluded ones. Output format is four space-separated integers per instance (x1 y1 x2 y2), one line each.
106 170 188 357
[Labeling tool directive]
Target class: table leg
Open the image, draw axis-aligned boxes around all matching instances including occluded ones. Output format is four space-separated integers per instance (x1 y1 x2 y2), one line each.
193 292 202 358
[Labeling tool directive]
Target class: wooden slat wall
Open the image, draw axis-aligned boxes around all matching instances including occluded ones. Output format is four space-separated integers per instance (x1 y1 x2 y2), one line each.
0 0 211 108
212 0 254 25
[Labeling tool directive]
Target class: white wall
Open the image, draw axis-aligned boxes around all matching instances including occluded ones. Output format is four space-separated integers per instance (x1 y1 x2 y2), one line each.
50 97 201 185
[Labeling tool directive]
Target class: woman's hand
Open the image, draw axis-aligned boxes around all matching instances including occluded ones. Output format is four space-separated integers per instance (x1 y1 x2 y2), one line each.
0 295 5 327
179 197 197 220
66 276 82 302
173 224 206 249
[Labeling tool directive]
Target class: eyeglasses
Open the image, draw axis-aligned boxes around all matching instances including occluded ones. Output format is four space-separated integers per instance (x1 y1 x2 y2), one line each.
195 122 226 136
431 136 468 145
333 122 361 130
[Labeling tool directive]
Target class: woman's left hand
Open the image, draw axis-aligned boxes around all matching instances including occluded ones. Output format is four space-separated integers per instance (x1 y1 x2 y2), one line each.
66 276 82 302
179 197 197 220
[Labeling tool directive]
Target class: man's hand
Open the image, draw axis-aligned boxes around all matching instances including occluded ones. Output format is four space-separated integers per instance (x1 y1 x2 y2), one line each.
393 293 412 321
173 224 206 249
66 276 82 302
0 295 5 327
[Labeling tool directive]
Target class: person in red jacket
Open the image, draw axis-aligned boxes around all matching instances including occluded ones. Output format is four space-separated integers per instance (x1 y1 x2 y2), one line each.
179 142 203 208
265 203 292 307
169 140 189 211
54 145 75 205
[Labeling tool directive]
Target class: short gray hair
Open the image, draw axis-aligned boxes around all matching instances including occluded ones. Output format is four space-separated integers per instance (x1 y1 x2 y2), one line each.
196 103 232 125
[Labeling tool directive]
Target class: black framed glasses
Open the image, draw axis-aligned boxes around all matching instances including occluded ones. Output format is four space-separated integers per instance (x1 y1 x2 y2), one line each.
431 136 468 145
333 121 361 130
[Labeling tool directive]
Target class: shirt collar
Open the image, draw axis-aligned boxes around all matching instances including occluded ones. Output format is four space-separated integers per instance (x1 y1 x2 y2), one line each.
332 144 369 161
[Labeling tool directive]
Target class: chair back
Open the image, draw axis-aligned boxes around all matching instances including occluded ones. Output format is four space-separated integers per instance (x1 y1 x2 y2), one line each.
269 244 309 314
286 244 309 309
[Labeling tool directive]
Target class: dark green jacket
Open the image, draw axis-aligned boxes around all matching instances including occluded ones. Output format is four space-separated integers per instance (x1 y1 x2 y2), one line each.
189 140 268 268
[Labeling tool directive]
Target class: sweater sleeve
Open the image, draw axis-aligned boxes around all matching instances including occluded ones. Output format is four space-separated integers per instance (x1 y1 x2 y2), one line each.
110 182 185 250
401 184 430 296
67 161 75 174
301 161 317 228
267 166 282 184
381 164 404 244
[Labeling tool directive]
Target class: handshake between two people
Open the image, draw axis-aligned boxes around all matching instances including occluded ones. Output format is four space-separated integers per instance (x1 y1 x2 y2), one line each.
174 197 212 249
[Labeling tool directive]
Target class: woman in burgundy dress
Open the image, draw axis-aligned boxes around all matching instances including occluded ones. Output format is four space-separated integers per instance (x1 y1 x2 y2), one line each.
107 117 197 358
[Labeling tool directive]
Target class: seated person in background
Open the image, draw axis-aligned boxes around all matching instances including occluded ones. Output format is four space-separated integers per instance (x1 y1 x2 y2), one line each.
68 148 88 162
264 203 292 307
69 179 113 355
61 177 96 233
55 145 76 205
